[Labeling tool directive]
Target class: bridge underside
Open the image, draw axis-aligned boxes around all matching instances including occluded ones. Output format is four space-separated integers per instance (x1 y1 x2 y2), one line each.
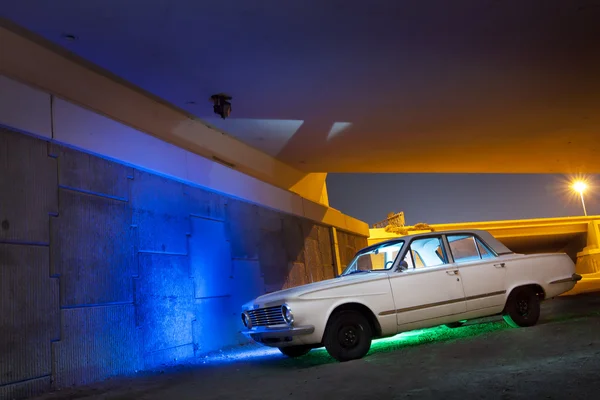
2 4 600 175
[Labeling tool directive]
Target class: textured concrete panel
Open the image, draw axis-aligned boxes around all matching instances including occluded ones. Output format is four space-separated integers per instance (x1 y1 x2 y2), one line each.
0 124 365 396
0 244 59 386
189 217 232 298
317 225 334 270
49 144 133 200
282 216 306 264
184 185 226 221
230 260 265 311
283 262 309 289
257 207 288 291
193 297 244 355
317 225 335 281
259 229 288 290
51 189 135 306
0 376 52 400
135 253 194 362
258 207 283 231
130 170 189 254
53 305 141 388
322 265 335 281
0 127 57 244
304 238 324 283
144 344 194 369
356 233 369 252
226 199 259 260
337 231 369 269
302 220 320 242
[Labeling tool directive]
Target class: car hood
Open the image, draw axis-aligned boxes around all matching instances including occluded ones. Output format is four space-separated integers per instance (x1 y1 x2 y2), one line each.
245 272 388 308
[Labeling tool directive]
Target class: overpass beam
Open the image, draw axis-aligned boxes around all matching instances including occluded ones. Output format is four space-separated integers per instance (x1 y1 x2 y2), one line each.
289 172 329 206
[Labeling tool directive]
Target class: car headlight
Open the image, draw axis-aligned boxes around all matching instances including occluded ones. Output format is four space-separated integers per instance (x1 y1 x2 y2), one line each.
241 311 252 329
281 304 294 325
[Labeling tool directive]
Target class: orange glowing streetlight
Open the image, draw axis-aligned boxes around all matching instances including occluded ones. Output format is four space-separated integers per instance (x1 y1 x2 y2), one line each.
571 181 588 216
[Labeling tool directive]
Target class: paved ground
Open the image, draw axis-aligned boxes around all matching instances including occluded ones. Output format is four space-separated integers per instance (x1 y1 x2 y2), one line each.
33 293 600 400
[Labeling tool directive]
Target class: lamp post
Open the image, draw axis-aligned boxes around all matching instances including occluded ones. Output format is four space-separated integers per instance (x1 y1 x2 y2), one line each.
572 181 588 216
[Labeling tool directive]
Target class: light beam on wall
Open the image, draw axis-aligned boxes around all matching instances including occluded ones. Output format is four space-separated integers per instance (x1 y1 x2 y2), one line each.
326 122 352 141
201 118 304 157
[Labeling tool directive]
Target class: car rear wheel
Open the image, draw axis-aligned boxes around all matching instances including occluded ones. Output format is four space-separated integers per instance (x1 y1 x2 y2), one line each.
278 345 312 358
502 286 541 328
324 310 372 362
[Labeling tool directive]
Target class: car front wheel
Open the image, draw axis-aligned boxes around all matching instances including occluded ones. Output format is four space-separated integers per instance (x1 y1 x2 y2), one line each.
502 286 541 328
278 345 312 358
324 310 372 362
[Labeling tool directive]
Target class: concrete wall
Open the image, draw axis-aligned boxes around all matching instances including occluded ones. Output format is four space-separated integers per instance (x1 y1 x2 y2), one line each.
337 230 369 272
0 64 369 400
0 126 366 399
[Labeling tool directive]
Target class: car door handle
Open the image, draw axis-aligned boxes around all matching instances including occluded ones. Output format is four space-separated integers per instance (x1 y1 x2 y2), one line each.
446 270 459 275
494 263 506 268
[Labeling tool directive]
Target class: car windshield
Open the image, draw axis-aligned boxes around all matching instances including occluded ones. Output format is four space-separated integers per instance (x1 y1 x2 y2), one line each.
341 241 404 276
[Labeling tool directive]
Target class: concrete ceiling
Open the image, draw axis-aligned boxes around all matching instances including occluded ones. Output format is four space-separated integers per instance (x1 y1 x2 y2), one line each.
2 0 600 173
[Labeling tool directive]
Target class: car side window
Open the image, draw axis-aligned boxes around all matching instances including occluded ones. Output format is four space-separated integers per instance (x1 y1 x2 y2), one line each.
402 250 425 269
476 238 495 259
447 234 496 263
406 236 448 269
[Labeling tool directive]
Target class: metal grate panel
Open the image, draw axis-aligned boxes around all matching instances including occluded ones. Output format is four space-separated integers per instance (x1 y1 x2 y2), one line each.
247 306 285 327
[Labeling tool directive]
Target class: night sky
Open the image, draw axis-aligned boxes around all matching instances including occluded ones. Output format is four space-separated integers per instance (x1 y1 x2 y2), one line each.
327 174 600 226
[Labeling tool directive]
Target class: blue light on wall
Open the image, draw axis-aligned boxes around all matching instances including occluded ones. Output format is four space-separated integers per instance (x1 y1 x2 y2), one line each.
2 127 367 398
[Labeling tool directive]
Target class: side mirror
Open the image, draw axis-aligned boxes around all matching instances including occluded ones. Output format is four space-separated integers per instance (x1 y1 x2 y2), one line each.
398 260 409 271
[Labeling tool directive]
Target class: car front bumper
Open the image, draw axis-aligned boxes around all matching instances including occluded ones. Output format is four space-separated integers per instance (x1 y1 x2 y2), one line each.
243 325 315 345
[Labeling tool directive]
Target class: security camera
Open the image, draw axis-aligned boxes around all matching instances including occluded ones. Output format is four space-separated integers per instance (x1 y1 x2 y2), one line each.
210 93 232 119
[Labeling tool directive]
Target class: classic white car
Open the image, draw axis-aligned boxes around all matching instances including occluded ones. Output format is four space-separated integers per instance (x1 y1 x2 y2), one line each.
240 229 581 362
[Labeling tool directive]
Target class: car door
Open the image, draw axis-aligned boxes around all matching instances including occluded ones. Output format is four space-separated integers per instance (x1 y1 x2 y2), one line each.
388 235 467 326
446 233 507 313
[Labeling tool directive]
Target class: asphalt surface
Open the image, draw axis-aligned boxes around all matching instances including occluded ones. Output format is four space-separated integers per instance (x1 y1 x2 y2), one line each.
32 293 600 400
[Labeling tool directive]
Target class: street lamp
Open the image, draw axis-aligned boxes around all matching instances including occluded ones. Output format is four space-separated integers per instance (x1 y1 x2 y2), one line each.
572 181 588 216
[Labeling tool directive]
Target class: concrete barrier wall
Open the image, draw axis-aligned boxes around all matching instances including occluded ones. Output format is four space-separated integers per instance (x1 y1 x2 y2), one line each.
0 127 365 399
336 230 369 271
0 72 368 399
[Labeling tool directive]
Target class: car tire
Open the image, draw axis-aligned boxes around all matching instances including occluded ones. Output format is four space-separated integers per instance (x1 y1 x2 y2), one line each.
445 321 464 329
324 310 372 362
502 286 541 328
278 345 312 358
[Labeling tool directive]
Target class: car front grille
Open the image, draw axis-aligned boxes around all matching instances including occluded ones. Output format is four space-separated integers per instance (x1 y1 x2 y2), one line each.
247 306 285 327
